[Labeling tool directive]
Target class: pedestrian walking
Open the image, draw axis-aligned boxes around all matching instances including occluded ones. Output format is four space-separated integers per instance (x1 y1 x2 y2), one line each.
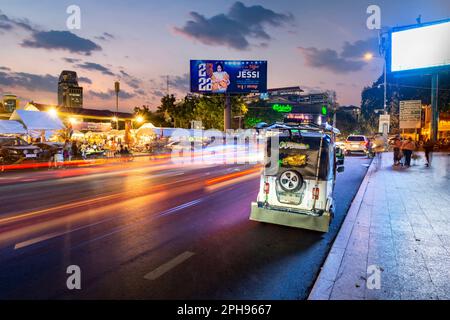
402 137 416 167
80 142 87 160
71 141 79 160
423 139 434 167
63 139 72 162
391 135 403 166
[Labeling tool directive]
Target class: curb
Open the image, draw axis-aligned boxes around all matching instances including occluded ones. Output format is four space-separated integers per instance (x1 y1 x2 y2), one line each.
308 157 377 300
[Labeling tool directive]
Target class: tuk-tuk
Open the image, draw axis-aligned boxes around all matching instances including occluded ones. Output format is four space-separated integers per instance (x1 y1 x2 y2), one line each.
250 122 344 233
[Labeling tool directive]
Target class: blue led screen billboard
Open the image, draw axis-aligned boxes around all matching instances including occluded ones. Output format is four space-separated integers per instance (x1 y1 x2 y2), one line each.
190 60 267 94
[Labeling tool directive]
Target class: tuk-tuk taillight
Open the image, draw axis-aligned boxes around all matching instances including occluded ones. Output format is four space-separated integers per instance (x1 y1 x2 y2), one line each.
264 182 270 194
312 187 320 200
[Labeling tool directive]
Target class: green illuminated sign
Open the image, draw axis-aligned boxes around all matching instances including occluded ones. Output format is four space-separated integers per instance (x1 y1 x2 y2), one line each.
321 105 327 115
272 104 293 113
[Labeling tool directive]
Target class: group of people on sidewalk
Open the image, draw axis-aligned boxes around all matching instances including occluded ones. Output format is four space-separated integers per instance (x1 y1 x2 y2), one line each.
390 135 435 167
62 139 131 162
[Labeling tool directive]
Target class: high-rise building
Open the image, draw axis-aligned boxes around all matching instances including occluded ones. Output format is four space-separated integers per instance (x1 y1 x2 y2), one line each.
58 70 83 108
2 94 20 112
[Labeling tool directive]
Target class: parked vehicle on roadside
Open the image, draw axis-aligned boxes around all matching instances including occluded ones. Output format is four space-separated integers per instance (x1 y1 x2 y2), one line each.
34 142 64 161
250 122 344 233
344 135 369 155
0 136 41 164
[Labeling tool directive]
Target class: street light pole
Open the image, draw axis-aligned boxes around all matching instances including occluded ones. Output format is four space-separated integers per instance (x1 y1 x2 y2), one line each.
378 29 388 115
378 29 390 138
384 57 387 115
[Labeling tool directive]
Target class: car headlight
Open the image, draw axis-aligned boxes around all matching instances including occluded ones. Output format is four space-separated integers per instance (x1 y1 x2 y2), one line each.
34 149 39 154
23 150 28 155
11 150 18 154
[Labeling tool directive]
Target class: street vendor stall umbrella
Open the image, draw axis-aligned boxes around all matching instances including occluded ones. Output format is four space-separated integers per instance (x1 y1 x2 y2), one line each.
136 123 157 136
10 110 65 142
135 123 157 146
10 110 65 131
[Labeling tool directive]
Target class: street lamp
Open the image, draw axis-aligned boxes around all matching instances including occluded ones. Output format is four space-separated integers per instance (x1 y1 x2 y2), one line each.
364 52 374 61
135 115 144 124
47 107 58 118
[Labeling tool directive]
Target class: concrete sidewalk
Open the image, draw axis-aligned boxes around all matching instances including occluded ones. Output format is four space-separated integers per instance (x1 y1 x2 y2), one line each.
309 152 450 300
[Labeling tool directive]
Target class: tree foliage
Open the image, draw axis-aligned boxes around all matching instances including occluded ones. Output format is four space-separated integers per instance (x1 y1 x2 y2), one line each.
244 100 284 128
361 71 450 134
135 94 247 130
335 110 360 136
133 105 169 127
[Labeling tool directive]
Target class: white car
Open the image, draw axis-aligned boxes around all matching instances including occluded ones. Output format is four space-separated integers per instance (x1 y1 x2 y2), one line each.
344 135 369 155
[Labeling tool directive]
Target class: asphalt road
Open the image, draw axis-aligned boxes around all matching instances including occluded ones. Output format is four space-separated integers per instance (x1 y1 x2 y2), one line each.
0 155 370 299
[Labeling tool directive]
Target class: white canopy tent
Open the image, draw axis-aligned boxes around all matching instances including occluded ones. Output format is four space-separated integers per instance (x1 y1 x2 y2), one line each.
0 120 27 134
10 110 65 131
135 123 156 135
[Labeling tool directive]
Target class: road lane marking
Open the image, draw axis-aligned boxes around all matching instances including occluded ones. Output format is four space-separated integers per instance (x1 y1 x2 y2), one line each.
157 199 203 217
14 232 63 250
143 251 195 280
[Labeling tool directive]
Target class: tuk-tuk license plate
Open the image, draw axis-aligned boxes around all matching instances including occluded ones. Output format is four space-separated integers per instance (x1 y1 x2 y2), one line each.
278 192 301 204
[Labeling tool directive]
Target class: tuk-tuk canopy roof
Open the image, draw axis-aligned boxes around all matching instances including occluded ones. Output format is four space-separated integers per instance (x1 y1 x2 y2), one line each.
265 122 340 135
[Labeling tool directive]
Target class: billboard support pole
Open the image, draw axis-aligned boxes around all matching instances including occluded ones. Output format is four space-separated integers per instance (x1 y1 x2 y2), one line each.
431 73 439 143
224 94 232 130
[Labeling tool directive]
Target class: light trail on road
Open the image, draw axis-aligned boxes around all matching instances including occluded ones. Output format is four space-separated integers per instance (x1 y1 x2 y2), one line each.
0 154 371 300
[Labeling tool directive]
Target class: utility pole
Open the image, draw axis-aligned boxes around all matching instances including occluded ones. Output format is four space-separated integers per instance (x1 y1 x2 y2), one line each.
224 94 231 130
379 29 390 138
234 115 244 129
378 30 388 115
166 75 170 96
114 81 120 130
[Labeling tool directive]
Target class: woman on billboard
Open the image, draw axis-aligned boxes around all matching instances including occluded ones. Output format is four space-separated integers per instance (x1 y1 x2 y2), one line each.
211 63 230 93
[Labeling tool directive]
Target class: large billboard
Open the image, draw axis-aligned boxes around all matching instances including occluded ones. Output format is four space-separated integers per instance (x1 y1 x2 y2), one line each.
390 19 450 73
190 60 267 94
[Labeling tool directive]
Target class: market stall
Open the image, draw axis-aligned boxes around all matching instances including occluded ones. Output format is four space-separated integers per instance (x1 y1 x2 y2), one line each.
134 123 157 148
9 110 65 141
0 120 27 135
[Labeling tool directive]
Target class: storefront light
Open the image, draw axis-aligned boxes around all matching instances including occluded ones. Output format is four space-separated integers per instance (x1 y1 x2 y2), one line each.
69 117 79 124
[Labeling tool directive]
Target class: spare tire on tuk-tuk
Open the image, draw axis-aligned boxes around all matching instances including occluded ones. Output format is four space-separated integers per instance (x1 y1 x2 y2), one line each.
278 169 303 192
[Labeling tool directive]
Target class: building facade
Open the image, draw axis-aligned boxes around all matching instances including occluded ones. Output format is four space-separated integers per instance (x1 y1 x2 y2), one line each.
0 94 20 119
58 70 83 108
2 94 20 113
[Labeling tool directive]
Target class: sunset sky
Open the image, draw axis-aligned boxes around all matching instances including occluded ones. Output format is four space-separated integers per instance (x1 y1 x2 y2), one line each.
0 0 449 112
